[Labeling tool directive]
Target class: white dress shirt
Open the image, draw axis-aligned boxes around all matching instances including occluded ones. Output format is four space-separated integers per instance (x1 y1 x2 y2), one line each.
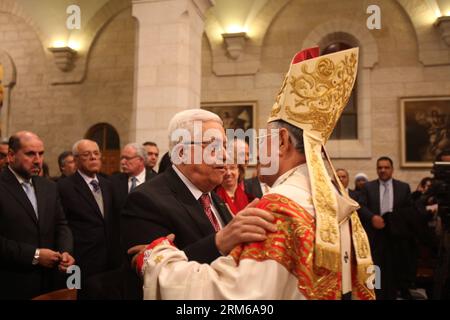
128 168 147 192
78 170 100 192
172 165 225 229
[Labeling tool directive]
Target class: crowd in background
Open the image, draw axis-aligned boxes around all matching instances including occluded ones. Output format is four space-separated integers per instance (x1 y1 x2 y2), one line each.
1 132 449 300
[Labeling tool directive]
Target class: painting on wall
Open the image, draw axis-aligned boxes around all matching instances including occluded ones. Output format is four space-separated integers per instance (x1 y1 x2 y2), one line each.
201 102 257 166
201 102 256 132
400 96 450 167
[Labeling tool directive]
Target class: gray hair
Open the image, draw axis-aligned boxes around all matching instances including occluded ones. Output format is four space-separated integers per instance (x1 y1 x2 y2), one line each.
124 143 148 163
72 139 98 156
268 120 304 153
168 109 223 152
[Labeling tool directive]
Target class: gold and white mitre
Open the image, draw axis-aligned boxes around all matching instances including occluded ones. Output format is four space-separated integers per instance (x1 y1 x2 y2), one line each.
268 47 372 275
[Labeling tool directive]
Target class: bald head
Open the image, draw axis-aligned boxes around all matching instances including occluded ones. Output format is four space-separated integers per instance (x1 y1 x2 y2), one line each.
9 131 43 152
8 131 44 179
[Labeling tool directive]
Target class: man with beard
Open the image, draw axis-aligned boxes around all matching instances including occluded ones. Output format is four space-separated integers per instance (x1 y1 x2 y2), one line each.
0 131 74 299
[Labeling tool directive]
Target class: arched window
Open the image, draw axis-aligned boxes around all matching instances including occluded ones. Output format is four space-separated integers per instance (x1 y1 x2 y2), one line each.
321 42 357 140
85 123 120 175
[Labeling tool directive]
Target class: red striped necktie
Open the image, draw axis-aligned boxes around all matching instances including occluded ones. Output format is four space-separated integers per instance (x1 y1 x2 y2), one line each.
199 193 220 232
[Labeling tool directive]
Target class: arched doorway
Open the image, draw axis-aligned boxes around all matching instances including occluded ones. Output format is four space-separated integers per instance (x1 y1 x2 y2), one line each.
85 123 120 175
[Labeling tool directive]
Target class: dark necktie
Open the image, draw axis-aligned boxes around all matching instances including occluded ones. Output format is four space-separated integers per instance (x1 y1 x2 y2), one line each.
130 176 137 192
90 180 104 216
90 180 100 192
199 193 220 232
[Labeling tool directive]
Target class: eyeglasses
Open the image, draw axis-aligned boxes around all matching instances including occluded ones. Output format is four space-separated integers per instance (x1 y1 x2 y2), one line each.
184 139 227 153
120 155 141 161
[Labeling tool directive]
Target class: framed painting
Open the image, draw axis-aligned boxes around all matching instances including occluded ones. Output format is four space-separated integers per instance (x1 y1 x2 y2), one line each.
201 101 256 132
201 101 257 166
400 96 450 167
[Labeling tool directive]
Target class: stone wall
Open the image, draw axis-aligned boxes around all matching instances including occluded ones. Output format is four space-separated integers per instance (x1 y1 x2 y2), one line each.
201 0 450 189
0 8 136 176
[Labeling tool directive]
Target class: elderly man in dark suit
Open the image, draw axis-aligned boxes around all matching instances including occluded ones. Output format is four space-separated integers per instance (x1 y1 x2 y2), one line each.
359 156 414 300
0 131 74 300
58 139 121 294
111 143 156 211
122 109 277 299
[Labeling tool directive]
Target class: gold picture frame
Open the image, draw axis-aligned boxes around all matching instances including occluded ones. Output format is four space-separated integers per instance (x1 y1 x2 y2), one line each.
400 96 450 168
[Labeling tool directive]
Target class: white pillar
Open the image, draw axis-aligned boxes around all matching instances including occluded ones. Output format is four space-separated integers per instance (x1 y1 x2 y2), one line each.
0 51 16 139
131 0 213 153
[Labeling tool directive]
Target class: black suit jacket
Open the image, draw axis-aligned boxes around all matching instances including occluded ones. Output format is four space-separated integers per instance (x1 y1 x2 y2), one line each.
58 172 121 279
359 179 412 240
348 189 361 202
110 169 157 212
244 177 263 199
0 168 73 299
121 166 233 264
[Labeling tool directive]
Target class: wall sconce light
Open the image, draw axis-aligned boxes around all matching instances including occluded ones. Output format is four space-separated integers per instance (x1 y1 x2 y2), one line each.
48 46 77 71
435 16 450 46
222 32 248 60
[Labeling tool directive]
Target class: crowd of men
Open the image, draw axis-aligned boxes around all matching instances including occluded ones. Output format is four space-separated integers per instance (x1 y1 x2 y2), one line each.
336 150 450 300
1 124 449 300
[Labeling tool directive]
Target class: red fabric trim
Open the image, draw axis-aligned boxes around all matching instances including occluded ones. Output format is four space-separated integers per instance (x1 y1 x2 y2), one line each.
292 47 320 64
136 237 175 275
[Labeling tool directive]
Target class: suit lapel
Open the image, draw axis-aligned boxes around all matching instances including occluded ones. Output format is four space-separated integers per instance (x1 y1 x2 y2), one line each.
165 167 216 236
145 170 156 181
33 176 48 230
120 173 128 196
0 169 38 224
211 192 233 225
372 180 381 215
392 179 400 209
72 172 103 219
99 176 111 220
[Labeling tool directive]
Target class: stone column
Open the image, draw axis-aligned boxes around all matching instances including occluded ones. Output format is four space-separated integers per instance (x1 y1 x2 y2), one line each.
131 0 213 154
0 51 16 139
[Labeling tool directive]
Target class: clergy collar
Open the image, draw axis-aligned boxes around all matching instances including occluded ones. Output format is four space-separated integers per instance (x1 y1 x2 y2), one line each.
271 163 308 188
